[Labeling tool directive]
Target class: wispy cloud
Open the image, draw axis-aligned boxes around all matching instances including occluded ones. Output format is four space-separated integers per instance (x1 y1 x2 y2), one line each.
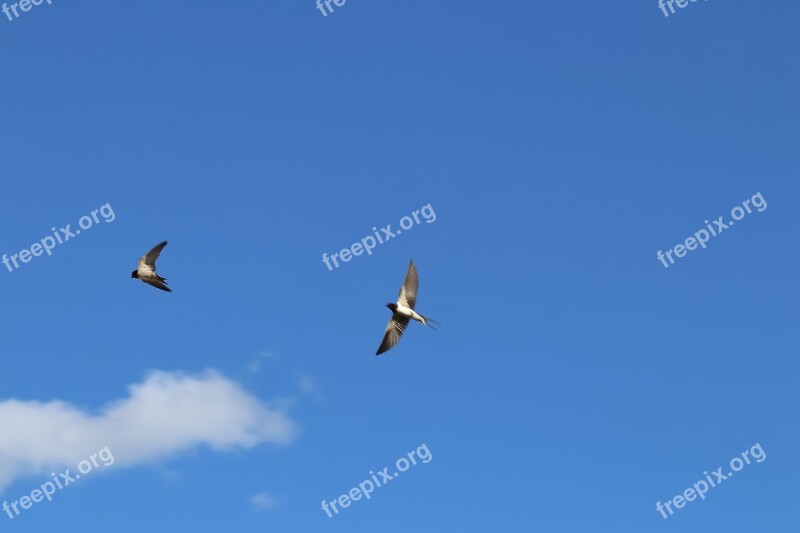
247 351 275 373
299 375 321 399
0 370 298 493
250 491 278 510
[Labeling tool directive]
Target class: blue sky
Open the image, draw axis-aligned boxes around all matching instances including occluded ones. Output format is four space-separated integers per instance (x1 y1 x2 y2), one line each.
0 1 798 531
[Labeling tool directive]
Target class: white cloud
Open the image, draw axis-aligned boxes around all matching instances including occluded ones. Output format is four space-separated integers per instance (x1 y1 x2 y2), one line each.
250 491 278 510
0 370 298 492
247 351 275 373
299 375 321 399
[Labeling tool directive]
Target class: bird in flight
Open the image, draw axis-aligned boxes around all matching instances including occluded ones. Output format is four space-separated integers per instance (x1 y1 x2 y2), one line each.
131 241 172 292
376 260 437 355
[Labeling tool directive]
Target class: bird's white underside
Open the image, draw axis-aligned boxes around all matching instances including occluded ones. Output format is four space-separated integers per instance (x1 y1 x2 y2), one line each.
395 303 423 322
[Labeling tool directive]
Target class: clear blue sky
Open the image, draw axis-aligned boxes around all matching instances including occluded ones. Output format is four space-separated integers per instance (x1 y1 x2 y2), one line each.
0 1 798 531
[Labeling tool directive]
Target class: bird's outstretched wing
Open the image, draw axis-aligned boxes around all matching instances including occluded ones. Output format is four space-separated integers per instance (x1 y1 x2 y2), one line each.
138 241 168 274
143 278 172 293
376 316 410 355
397 260 419 309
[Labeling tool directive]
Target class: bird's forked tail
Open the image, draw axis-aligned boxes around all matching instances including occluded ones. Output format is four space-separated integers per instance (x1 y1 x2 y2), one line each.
420 314 439 329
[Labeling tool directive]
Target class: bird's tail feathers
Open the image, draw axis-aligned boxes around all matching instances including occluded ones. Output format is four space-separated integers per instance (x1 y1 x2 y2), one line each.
421 315 439 329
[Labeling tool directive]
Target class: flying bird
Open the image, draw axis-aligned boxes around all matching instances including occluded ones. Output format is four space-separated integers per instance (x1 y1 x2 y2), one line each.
131 241 172 292
376 260 437 355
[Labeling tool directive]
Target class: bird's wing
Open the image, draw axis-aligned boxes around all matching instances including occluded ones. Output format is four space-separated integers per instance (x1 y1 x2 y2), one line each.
397 260 419 309
376 316 410 355
139 241 168 272
143 278 172 293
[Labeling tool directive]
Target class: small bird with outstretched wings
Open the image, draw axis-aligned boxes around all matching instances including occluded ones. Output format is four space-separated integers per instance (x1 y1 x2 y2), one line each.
131 241 172 292
376 260 437 355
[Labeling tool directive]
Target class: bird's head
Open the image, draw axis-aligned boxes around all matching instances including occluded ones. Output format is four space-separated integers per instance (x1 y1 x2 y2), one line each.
131 270 139 279
386 303 397 311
